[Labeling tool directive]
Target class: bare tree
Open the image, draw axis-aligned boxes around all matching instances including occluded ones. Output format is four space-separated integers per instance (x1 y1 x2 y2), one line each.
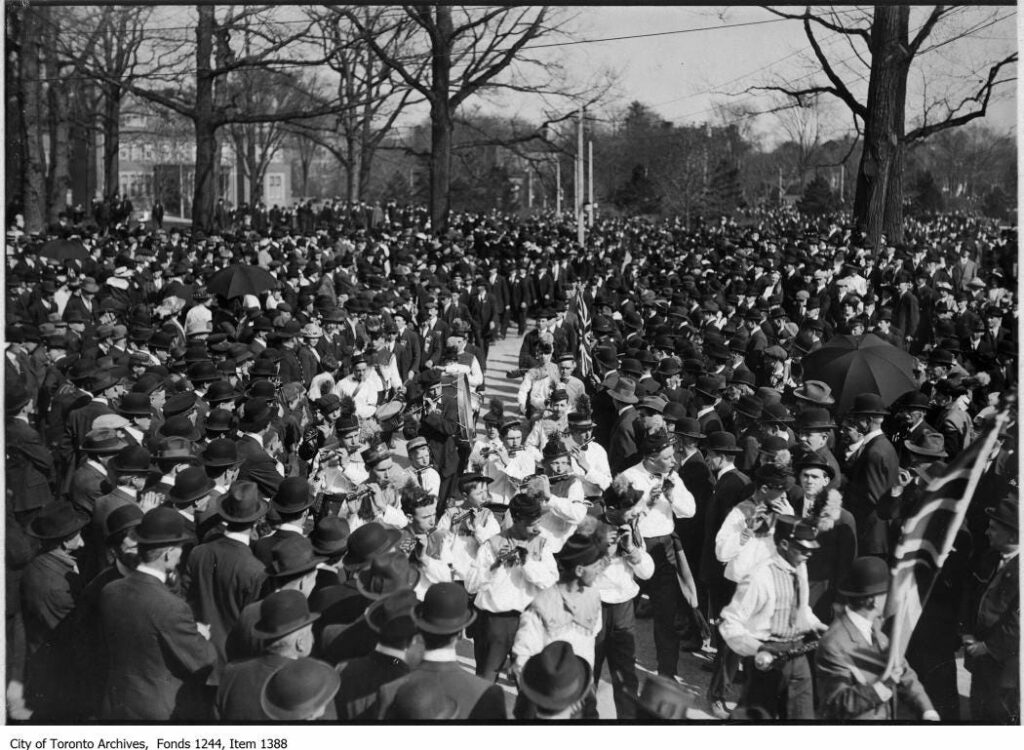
756 5 1016 246
338 5 585 233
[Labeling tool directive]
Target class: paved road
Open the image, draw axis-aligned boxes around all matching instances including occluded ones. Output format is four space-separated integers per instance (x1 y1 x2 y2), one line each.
470 327 717 719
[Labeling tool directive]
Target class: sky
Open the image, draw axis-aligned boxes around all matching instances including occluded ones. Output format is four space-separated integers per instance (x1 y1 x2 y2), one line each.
457 5 1019 148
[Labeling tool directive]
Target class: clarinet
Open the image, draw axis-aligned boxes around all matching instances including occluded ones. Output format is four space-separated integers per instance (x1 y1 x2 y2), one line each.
754 635 821 670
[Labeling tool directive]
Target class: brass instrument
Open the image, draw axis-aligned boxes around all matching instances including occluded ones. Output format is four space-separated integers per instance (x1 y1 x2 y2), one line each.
647 473 675 507
745 501 774 535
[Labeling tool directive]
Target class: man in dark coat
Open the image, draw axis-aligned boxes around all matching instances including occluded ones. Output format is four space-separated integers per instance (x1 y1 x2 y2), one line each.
183 481 268 664
99 508 216 721
606 377 641 475
5 385 54 526
376 583 506 720
841 394 900 558
215 590 318 721
252 476 314 567
334 589 416 720
235 398 285 496
417 372 462 513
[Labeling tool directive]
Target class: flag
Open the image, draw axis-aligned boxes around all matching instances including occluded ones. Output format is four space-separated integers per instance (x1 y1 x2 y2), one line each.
574 287 593 380
884 413 1007 670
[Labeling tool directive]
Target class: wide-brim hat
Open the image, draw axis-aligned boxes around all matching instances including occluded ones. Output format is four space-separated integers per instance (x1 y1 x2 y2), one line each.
704 431 742 455
365 588 418 636
271 476 316 515
341 522 403 569
693 375 723 400
253 589 321 640
605 377 638 404
903 431 947 458
355 551 421 601
168 467 216 506
518 641 593 712
268 535 326 578
411 582 477 635
838 556 890 598
793 379 836 405
309 517 350 557
27 501 89 540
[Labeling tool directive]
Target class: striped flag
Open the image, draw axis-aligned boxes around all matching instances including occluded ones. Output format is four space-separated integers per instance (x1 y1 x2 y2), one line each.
574 286 594 380
884 413 1008 670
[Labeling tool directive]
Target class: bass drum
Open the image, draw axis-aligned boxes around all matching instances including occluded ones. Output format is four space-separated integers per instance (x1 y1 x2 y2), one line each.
441 371 475 443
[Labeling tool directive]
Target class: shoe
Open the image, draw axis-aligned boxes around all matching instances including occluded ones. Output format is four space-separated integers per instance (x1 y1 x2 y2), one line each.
709 700 732 720
679 638 704 652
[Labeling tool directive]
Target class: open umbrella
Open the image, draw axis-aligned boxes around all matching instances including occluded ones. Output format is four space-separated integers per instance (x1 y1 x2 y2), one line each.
800 333 919 415
38 238 90 262
206 264 279 299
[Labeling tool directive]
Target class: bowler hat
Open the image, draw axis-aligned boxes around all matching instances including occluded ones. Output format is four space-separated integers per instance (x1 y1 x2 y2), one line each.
81 428 129 455
518 641 592 712
693 375 723 400
187 360 219 384
168 466 216 506
985 493 1018 531
155 436 199 464
271 476 315 515
355 551 421 600
928 349 955 366
28 501 88 541
260 658 340 721
268 535 325 579
792 448 836 479
761 401 794 424
117 393 152 418
733 395 763 420
365 588 418 638
411 582 476 635
160 414 203 442
672 417 705 440
6 383 31 415
108 445 152 475
218 481 267 524
238 397 273 431
619 358 643 378
384 677 460 720
793 380 835 405
794 407 837 432
838 556 889 598
202 437 242 467
309 516 350 557
253 589 320 640
847 393 890 417
205 409 235 436
163 391 198 418
903 431 947 458
342 522 402 570
205 381 240 406
104 503 143 542
705 431 742 455
135 506 191 547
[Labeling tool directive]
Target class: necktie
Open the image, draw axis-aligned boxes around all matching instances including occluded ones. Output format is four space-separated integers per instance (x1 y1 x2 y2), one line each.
417 470 424 489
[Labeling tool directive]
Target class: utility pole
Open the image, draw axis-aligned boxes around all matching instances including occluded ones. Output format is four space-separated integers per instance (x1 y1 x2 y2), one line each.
555 158 562 215
576 106 584 246
587 140 594 227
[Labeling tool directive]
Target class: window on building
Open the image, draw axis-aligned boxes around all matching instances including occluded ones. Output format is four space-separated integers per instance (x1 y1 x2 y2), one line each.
266 173 284 202
119 143 129 161
143 143 154 162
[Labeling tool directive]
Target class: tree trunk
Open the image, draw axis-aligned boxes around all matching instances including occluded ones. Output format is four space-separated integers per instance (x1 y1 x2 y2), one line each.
102 85 121 200
428 6 453 234
20 6 47 234
192 4 217 231
853 5 910 249
45 70 71 227
5 7 27 210
345 131 360 202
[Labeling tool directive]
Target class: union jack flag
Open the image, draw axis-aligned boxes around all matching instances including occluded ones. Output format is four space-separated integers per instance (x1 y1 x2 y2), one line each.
573 286 593 380
884 413 1008 670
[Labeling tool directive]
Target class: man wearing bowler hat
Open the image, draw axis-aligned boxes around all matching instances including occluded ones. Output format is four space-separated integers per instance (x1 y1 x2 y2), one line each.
964 493 1019 723
816 557 939 721
99 507 215 720
253 476 315 567
215 590 320 721
719 515 827 719
841 393 900 558
605 375 640 475
235 396 284 496
376 582 506 719
183 481 268 664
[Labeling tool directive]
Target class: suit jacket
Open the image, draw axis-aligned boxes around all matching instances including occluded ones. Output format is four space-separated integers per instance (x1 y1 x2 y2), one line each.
968 554 1019 689
66 461 109 515
99 570 216 721
5 418 54 513
893 291 920 343
376 659 507 720
21 549 81 656
214 653 290 721
699 468 751 585
62 399 115 471
335 649 410 720
677 449 714 573
393 327 421 379
843 434 899 557
183 535 268 664
816 611 933 720
252 527 304 569
608 407 640 475
236 435 284 496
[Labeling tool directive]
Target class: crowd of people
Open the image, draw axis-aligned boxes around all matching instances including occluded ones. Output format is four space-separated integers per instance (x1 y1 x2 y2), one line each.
3 205 1018 723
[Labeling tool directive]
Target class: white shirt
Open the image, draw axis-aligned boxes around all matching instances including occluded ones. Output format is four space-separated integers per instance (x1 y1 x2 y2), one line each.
570 442 612 497
334 375 378 420
597 550 655 604
136 563 168 584
374 644 408 663
619 462 695 538
465 535 558 613
421 645 459 663
846 607 875 646
224 530 252 546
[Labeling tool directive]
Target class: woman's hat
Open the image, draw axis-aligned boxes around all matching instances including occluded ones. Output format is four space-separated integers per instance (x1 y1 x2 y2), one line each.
260 658 340 721
518 641 592 712
838 556 890 598
411 582 477 635
267 535 326 579
218 481 267 524
27 501 89 541
355 551 421 601
168 466 216 506
253 589 320 640
341 522 402 570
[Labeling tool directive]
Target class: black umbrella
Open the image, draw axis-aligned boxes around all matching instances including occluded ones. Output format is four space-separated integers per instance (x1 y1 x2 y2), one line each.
206 265 279 299
38 238 89 262
801 333 919 414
